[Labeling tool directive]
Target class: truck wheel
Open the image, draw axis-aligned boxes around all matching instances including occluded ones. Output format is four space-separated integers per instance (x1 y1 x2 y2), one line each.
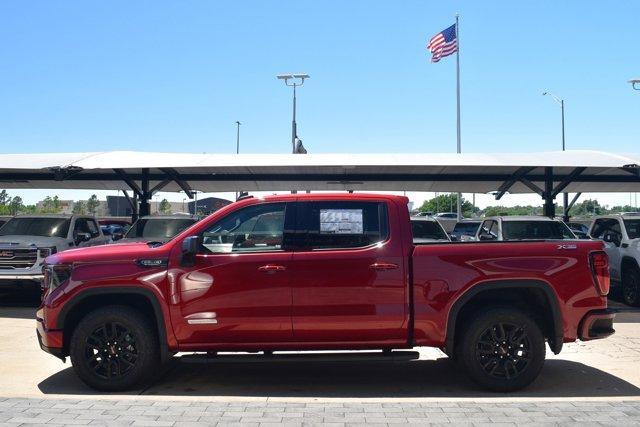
69 305 159 391
457 308 545 392
622 266 640 307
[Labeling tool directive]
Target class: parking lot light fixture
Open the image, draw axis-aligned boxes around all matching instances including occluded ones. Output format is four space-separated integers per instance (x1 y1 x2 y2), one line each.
543 91 568 220
277 73 310 153
629 79 640 90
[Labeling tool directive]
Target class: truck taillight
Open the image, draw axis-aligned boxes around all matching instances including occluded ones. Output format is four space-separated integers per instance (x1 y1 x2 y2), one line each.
589 251 610 296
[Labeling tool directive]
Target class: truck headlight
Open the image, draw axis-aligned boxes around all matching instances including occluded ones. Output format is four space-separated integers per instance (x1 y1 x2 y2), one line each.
38 247 57 259
41 264 72 294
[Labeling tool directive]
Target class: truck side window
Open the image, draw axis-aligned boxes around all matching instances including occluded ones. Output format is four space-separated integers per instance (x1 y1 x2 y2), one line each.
201 203 287 253
296 201 388 250
592 219 621 242
74 219 98 238
478 220 497 240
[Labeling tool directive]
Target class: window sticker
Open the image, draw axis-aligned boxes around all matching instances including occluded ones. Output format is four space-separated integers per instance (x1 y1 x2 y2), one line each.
320 209 363 234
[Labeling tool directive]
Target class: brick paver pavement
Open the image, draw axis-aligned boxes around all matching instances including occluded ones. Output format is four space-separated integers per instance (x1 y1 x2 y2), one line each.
1 397 639 426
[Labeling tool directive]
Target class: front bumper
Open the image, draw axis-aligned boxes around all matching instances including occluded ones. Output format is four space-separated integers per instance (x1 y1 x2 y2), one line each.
36 318 65 361
579 308 616 341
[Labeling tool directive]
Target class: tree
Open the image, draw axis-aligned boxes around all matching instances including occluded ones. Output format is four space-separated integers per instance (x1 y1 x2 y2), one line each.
481 205 543 217
9 196 23 215
72 200 87 214
0 190 10 206
569 199 605 216
40 196 61 213
419 193 477 217
159 199 171 214
87 194 100 214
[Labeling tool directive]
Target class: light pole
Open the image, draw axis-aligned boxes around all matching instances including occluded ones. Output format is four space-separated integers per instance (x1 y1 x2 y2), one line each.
235 121 241 201
629 79 640 90
277 74 309 153
543 91 568 221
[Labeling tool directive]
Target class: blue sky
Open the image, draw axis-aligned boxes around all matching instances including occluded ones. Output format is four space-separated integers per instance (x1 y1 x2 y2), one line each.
0 1 638 208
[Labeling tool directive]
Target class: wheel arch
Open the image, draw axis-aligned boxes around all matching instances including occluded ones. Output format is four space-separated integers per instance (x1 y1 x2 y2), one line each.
621 256 639 272
445 279 564 356
55 286 171 361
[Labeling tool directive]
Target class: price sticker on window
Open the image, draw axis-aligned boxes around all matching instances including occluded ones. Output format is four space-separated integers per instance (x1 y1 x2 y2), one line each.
320 209 363 234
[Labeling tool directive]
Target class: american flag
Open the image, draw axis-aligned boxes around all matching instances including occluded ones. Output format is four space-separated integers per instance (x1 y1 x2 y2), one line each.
427 24 457 63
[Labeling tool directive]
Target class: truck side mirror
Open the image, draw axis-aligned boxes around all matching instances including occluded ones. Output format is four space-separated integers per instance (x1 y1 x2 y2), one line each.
181 236 199 266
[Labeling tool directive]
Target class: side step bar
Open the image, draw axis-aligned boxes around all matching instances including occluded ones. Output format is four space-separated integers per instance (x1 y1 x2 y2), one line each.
181 351 420 364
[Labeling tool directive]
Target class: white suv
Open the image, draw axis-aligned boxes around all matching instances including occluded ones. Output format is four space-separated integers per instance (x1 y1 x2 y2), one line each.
475 216 576 241
588 213 640 306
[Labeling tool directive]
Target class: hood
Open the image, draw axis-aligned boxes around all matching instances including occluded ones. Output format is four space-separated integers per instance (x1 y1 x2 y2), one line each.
117 237 170 244
0 235 69 249
46 241 172 265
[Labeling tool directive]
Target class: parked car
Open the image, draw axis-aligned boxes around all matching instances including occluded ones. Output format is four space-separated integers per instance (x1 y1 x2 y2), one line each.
0 214 107 290
433 212 458 219
100 224 127 242
475 216 577 241
410 216 450 243
450 220 482 241
38 193 613 392
567 222 591 239
119 215 198 243
588 213 640 306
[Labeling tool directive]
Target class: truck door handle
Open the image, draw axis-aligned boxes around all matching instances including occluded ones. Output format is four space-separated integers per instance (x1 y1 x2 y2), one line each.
369 262 399 271
258 264 287 272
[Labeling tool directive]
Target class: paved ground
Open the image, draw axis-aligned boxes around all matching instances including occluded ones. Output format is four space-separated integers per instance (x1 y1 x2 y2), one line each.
1 290 639 425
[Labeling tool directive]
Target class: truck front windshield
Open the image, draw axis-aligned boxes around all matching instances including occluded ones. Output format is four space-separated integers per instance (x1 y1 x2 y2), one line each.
624 219 640 239
125 218 196 239
0 218 71 238
502 221 575 240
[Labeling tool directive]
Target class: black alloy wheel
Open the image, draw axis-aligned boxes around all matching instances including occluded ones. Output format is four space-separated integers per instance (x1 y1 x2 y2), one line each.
457 307 545 392
84 322 139 380
622 267 640 307
70 305 159 391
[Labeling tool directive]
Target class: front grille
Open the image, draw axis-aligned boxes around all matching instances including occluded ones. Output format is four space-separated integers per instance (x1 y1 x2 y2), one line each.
0 248 38 270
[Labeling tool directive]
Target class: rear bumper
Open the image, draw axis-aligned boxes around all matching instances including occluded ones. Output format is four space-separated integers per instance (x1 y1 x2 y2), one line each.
36 319 65 361
579 308 616 341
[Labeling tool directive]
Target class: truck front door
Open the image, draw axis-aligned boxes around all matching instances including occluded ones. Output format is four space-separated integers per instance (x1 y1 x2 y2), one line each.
172 202 295 345
290 200 407 345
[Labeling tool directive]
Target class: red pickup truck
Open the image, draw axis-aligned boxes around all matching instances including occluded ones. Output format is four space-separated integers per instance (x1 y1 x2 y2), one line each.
37 193 614 392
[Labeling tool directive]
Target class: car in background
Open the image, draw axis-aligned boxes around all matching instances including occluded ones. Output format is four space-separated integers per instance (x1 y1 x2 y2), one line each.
413 211 433 217
433 212 458 219
450 220 481 241
410 216 450 243
588 213 640 306
119 215 198 244
0 214 107 290
567 222 591 239
475 216 577 241
100 224 127 242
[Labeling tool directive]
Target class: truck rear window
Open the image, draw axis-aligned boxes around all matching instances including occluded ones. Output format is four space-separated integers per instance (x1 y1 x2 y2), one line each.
296 201 388 249
502 221 575 240
624 219 640 239
0 217 71 238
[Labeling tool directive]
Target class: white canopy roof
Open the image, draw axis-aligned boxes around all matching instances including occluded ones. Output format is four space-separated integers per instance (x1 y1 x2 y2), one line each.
0 150 638 194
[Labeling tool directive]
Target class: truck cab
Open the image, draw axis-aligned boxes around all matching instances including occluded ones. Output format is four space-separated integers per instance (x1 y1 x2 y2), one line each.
588 213 640 306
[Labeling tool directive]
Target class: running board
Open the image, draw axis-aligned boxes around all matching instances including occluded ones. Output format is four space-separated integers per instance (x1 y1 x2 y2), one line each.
180 351 420 364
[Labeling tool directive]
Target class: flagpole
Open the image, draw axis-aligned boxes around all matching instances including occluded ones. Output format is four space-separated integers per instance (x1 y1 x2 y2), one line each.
455 13 462 220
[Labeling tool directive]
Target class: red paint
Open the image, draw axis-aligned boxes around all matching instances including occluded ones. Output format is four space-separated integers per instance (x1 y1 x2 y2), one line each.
38 193 612 357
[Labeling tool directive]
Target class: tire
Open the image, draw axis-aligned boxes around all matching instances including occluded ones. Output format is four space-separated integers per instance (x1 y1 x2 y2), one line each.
622 266 640 307
69 305 159 391
456 307 545 392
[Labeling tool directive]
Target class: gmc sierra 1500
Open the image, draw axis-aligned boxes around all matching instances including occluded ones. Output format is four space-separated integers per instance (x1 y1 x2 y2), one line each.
37 193 614 392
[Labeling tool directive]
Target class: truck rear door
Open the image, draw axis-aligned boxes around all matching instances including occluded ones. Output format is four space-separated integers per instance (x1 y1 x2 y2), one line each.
289 199 407 345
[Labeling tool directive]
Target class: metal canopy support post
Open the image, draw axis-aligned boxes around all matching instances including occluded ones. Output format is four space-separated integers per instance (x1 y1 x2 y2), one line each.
121 190 139 222
139 168 151 217
543 167 555 218
567 192 582 213
160 168 194 199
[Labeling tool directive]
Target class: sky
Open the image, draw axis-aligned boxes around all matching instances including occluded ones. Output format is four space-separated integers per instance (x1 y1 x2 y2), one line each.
0 1 638 209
